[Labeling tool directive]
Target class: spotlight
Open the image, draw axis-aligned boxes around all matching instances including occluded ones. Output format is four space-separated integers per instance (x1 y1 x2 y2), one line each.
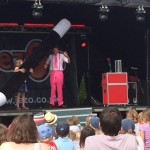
80 33 87 48
32 9 42 19
98 5 109 21
32 0 43 19
136 5 146 22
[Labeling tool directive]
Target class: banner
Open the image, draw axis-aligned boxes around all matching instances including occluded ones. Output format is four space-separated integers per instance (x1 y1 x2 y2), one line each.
0 33 78 108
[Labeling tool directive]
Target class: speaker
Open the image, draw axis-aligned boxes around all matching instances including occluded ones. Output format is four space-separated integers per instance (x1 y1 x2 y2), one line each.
128 82 138 105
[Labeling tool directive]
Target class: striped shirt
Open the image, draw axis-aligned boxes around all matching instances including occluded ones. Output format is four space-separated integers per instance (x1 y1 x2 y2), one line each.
46 53 68 71
140 123 150 149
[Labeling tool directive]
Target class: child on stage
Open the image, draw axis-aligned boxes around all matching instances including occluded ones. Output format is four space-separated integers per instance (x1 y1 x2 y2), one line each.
14 59 33 110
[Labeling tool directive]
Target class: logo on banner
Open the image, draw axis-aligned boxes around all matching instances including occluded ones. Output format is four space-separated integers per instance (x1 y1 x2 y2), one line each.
0 39 50 82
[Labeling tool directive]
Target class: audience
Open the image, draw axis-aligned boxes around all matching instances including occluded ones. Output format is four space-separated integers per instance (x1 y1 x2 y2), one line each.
89 116 101 135
33 112 46 126
126 108 139 136
0 114 49 150
54 121 74 150
79 126 95 150
45 112 58 140
0 123 8 145
85 114 95 127
138 112 144 124
139 108 150 150
126 108 139 123
67 116 82 129
37 124 58 150
1 106 149 150
84 107 138 150
120 118 144 150
69 125 81 150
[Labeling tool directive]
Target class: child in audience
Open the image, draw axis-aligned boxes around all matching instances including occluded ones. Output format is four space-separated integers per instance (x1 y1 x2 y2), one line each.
54 121 74 150
85 114 94 127
139 108 150 150
126 108 139 135
71 116 81 125
134 111 145 136
138 112 144 124
37 124 58 150
0 123 8 145
79 126 95 150
120 118 144 150
89 116 101 135
126 108 139 123
67 116 82 131
69 125 81 150
45 112 58 140
33 112 46 126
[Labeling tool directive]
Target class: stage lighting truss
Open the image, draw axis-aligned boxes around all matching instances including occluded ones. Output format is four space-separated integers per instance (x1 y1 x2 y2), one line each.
98 5 110 21
32 0 43 18
136 5 146 22
33 0 43 9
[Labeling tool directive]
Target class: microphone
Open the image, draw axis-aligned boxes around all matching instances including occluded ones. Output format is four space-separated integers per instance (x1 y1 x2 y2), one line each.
130 67 138 70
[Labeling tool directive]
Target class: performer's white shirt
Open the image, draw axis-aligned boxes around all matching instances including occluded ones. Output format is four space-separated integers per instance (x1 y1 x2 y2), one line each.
46 53 68 71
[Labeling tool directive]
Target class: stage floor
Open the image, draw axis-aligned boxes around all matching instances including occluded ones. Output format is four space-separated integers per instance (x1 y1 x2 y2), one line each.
0 104 149 126
0 104 149 116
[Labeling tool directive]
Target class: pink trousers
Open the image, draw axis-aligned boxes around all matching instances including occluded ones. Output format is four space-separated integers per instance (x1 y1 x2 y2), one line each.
49 70 64 106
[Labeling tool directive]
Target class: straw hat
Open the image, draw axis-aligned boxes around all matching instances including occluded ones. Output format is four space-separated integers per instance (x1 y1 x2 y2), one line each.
45 112 58 125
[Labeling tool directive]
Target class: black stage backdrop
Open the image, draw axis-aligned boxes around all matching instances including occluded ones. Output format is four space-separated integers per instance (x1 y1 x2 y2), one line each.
0 33 78 108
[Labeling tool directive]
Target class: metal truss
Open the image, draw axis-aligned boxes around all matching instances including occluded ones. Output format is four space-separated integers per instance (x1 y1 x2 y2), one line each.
0 25 92 34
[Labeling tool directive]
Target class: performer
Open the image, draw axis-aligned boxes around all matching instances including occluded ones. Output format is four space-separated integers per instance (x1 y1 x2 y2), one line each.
0 18 71 107
44 46 70 108
14 59 33 110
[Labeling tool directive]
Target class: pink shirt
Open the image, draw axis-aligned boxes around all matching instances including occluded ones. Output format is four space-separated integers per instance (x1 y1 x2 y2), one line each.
84 134 138 150
46 53 68 71
140 123 150 149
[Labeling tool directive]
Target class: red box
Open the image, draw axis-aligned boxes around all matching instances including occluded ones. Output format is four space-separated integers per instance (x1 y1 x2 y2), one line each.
102 73 128 105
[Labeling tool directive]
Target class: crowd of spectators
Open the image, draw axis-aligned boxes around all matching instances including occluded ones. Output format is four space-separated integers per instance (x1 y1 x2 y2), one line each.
0 107 149 150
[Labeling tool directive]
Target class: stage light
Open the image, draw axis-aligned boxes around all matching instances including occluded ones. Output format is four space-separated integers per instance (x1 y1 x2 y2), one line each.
136 5 146 22
80 33 87 47
81 42 87 48
80 33 87 40
98 5 109 21
32 0 43 19
32 9 42 18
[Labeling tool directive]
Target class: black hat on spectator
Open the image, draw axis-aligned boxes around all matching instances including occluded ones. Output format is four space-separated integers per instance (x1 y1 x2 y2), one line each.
56 121 69 137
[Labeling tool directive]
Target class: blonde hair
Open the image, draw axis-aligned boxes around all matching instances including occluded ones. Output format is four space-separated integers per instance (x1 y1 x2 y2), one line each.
68 132 81 141
85 115 94 127
138 112 144 124
71 116 80 125
67 118 77 126
126 108 138 122
67 116 81 126
89 125 101 135
14 59 23 68
142 108 150 122
0 124 8 145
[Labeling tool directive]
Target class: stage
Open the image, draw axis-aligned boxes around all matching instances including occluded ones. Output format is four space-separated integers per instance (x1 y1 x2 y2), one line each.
0 104 149 126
